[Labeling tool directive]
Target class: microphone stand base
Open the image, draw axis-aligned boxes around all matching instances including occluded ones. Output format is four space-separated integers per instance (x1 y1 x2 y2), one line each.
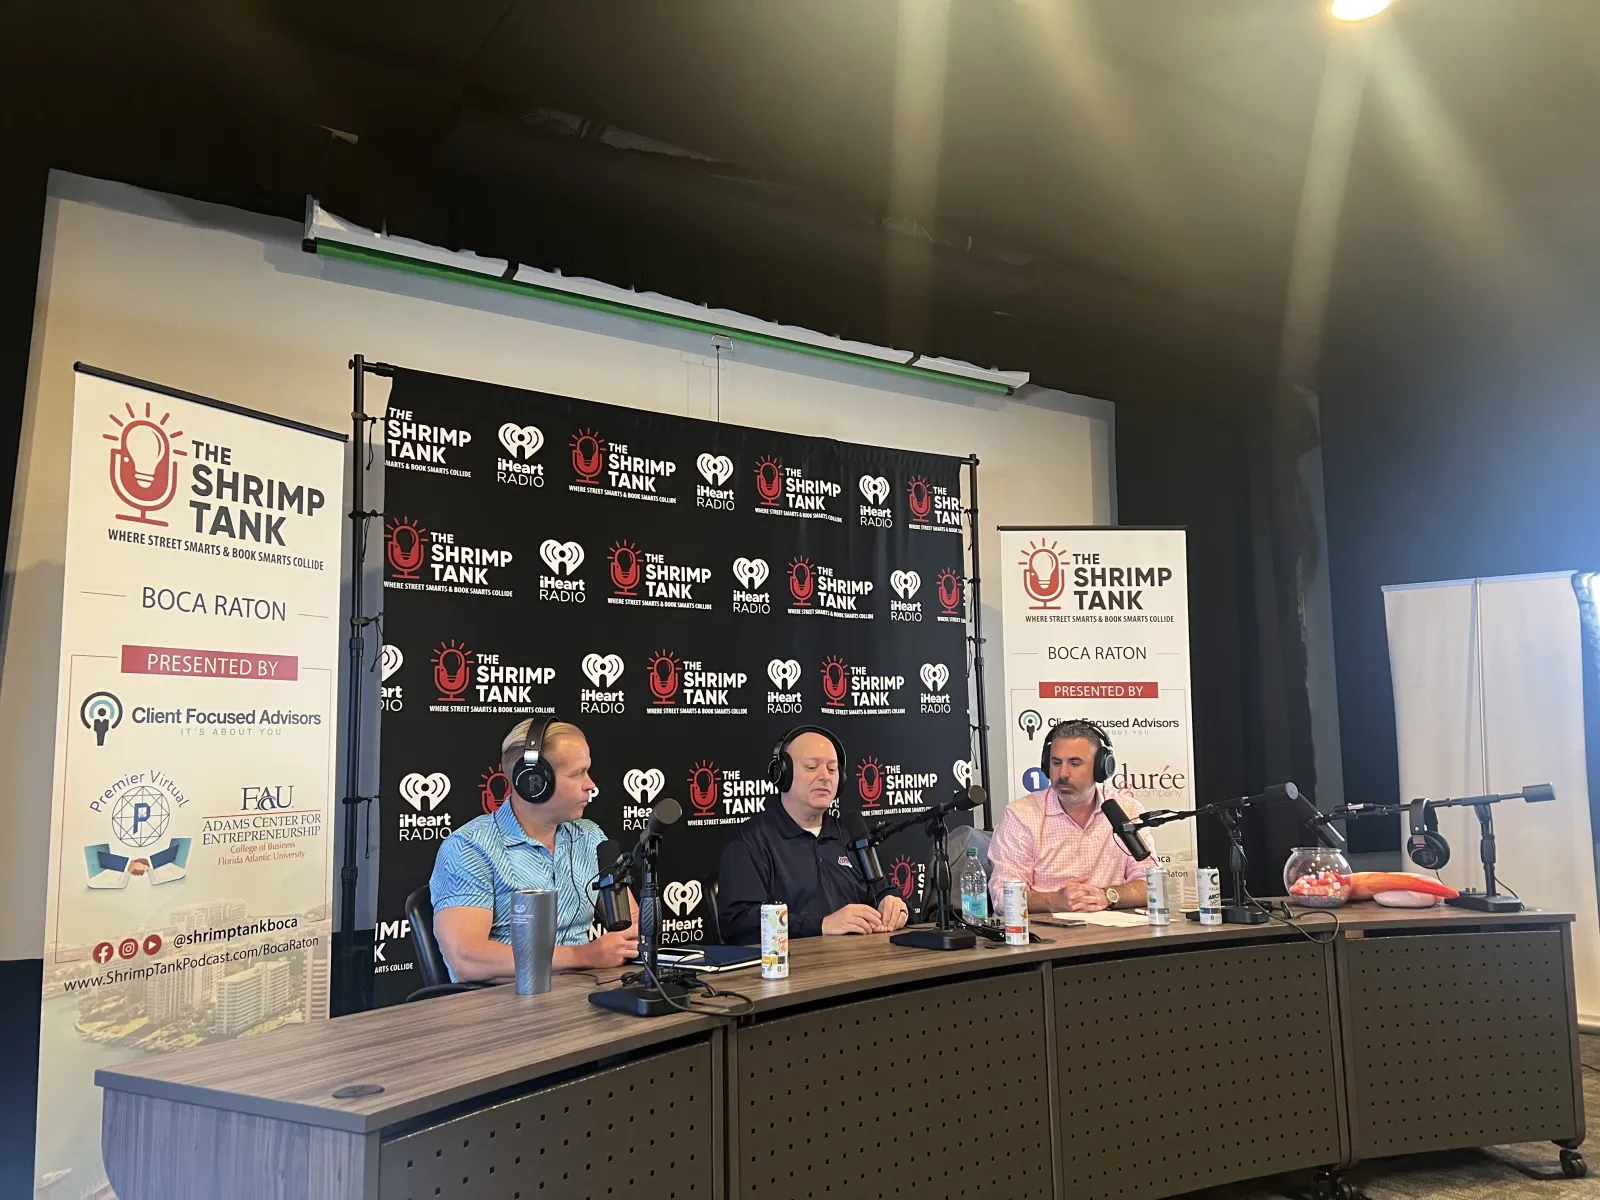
1222 905 1270 925
890 926 978 951
1446 892 1523 913
588 978 695 1019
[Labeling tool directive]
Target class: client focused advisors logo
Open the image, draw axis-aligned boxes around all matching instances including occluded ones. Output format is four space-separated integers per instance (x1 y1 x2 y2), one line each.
732 556 772 614
538 538 586 604
479 765 512 814
431 641 475 702
580 652 625 715
888 569 924 623
497 423 546 489
571 429 679 503
822 657 906 715
936 568 965 622
80 691 124 746
385 517 428 581
1020 538 1068 609
380 645 404 713
645 650 749 715
608 542 712 611
622 767 665 831
907 476 961 532
398 772 452 840
687 761 772 826
858 474 893 528
856 756 885 809
386 407 473 473
787 556 874 619
919 663 952 713
766 657 803 714
696 453 735 511
104 399 185 525
752 456 843 523
1017 709 1043 741
661 880 707 945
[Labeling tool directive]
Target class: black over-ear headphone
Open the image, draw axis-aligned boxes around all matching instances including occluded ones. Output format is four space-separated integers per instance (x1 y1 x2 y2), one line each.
1407 797 1449 870
1040 718 1117 784
512 714 558 803
767 726 847 793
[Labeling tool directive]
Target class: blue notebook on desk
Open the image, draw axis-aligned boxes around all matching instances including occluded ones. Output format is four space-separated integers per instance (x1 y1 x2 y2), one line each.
631 945 762 973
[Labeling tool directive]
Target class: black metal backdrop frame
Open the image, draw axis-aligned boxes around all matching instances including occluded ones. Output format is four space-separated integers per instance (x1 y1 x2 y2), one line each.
333 354 991 1015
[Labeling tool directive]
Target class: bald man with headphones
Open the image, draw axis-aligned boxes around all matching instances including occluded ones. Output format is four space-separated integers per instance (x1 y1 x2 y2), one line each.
716 726 910 943
430 716 638 983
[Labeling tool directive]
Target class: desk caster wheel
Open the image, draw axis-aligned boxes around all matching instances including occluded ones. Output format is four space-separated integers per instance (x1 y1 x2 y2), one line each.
1310 1168 1359 1199
1561 1149 1587 1178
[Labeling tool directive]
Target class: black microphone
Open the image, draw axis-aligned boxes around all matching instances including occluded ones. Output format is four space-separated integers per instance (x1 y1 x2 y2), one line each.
634 798 682 948
840 807 884 884
643 797 683 841
593 839 633 932
1100 797 1152 862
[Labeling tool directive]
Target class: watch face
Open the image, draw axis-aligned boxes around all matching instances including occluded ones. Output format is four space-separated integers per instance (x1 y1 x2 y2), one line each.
1106 888 1119 907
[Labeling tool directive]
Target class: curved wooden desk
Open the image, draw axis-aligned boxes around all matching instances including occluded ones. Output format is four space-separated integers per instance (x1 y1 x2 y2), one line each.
97 906 1585 1200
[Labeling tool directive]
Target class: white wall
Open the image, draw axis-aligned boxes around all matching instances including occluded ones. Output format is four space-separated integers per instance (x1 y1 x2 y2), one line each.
0 172 1112 959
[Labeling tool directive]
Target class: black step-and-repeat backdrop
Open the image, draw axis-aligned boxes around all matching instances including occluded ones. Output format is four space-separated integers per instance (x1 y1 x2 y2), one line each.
373 368 972 1006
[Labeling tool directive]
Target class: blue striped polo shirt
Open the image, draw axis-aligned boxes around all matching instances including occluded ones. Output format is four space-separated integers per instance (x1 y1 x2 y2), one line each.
429 801 608 976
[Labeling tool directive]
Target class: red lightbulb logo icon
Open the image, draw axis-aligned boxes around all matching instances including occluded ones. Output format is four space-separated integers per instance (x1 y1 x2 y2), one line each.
571 428 605 482
908 476 932 521
480 765 511 814
937 569 963 615
609 540 642 595
890 855 918 899
856 756 884 808
103 400 186 526
788 557 815 605
431 640 474 702
647 650 681 705
1020 539 1066 609
754 456 783 505
688 761 720 816
386 516 428 580
821 655 850 706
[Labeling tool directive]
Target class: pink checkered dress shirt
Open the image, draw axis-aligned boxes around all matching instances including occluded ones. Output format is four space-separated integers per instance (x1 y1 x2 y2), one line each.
986 785 1152 909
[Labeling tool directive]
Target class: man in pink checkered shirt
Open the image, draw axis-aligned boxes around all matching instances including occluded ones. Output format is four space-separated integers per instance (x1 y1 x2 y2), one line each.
987 719 1153 913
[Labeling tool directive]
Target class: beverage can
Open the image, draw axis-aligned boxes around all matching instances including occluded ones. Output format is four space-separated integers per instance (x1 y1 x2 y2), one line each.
1145 865 1172 926
1197 867 1222 926
1002 879 1029 946
760 903 789 979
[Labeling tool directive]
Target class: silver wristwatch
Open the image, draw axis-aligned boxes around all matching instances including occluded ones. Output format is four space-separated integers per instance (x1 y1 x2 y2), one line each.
1104 886 1120 909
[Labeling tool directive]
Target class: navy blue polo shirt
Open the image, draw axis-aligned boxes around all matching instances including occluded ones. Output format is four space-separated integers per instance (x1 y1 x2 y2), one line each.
716 800 895 943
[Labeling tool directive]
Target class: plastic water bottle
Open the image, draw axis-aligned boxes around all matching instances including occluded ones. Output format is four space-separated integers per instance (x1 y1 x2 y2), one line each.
959 848 990 922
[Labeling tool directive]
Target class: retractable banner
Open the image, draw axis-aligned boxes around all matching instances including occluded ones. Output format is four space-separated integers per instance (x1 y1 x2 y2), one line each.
35 367 344 1197
373 369 973 1005
997 527 1197 902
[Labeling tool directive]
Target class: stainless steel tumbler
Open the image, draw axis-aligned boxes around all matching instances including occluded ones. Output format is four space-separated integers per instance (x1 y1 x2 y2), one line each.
511 889 557 994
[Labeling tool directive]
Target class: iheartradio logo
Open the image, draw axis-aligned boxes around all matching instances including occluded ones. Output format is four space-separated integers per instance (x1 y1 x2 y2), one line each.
733 557 769 590
609 541 642 595
647 649 681 705
821 656 850 707
582 653 624 689
936 568 963 615
380 645 404 682
1020 538 1067 609
908 476 933 521
623 768 666 805
890 570 921 600
919 663 949 692
952 759 975 789
498 423 544 459
788 557 816 605
105 400 186 526
754 456 783 506
697 453 733 487
399 772 450 811
767 658 802 692
857 756 885 808
688 761 721 816
385 516 428 581
479 765 512 814
664 880 703 917
540 539 584 575
858 474 890 506
571 428 605 482
431 640 474 702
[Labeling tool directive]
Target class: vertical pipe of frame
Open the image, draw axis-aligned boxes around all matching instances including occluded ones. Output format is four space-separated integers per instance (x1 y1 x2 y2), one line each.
338 355 370 1014
964 455 992 826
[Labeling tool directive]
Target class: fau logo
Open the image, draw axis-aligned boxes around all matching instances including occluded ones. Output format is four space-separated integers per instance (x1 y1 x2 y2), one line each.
788 557 816 605
688 761 721 817
1020 539 1067 609
856 756 885 809
754 456 783 506
431 640 474 702
609 541 642 596
479 765 511 814
937 568 963 615
908 476 932 522
105 399 186 526
648 650 682 705
385 516 428 581
571 428 605 483
821 656 850 707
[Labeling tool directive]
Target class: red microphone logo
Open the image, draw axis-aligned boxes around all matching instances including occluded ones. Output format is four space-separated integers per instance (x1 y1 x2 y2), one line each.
609 540 642 596
688 761 720 816
431 640 474 702
937 568 963 615
647 649 681 705
479 765 511 814
103 401 186 526
908 476 932 521
856 756 884 808
821 655 850 707
754 456 783 506
1020 539 1067 609
788 557 815 605
385 516 428 581
890 855 918 899
571 428 605 482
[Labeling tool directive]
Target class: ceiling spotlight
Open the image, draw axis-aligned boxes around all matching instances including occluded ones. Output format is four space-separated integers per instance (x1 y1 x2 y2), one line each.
1330 0 1391 19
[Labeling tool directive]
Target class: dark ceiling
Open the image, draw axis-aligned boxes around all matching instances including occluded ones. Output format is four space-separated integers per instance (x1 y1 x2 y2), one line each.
2 0 1596 400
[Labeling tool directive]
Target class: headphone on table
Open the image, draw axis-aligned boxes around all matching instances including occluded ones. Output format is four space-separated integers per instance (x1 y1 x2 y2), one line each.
512 714 558 803
767 725 848 793
1040 718 1116 784
1407 797 1450 870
